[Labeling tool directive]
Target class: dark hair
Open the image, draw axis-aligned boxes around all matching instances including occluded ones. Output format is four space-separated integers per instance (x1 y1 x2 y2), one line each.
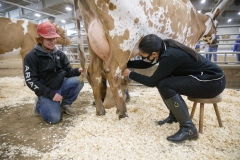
139 34 201 61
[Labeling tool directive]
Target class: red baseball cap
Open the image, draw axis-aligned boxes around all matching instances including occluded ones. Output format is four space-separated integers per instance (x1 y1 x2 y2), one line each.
37 22 61 38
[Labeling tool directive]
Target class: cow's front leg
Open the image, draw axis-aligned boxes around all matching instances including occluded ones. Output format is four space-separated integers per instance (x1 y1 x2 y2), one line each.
94 93 106 116
87 72 107 116
86 51 107 116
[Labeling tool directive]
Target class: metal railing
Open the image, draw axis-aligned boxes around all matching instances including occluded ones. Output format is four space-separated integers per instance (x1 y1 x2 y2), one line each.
199 52 240 64
198 34 240 65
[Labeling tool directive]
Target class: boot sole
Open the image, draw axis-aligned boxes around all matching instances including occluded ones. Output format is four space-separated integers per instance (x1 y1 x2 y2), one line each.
158 121 177 126
64 110 75 116
167 134 199 143
188 134 199 141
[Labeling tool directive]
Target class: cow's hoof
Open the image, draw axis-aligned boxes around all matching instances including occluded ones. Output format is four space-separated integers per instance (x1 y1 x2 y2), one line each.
97 110 106 116
118 112 128 119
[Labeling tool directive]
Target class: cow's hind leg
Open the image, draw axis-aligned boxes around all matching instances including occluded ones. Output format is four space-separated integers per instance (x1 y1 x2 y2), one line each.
111 86 128 119
87 50 107 116
106 63 128 119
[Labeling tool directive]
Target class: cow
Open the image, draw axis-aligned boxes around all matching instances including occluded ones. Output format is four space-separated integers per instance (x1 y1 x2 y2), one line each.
73 0 219 119
0 17 71 62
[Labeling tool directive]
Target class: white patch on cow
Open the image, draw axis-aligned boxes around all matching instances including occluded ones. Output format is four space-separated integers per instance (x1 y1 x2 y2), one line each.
106 79 110 87
118 89 123 97
9 19 28 35
203 12 215 38
96 76 102 84
115 67 122 77
22 20 29 35
115 1 162 51
10 19 18 24
0 48 22 59
204 19 212 38
95 0 196 53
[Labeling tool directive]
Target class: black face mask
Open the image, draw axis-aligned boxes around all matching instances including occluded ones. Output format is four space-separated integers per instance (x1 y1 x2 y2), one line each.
141 53 157 64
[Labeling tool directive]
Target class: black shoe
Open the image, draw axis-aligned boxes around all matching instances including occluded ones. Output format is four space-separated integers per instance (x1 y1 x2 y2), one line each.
167 126 198 143
158 116 177 125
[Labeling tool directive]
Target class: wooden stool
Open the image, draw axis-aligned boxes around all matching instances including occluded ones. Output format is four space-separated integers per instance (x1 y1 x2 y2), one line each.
187 95 223 133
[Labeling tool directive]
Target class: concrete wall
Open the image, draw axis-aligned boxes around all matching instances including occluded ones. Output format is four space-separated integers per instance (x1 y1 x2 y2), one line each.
221 65 240 89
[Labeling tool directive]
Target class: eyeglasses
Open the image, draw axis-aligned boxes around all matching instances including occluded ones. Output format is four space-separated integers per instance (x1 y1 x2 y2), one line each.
139 53 151 58
139 53 153 62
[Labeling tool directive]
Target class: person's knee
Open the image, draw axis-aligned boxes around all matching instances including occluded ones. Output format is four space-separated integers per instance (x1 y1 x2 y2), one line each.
157 80 166 92
76 80 84 93
69 77 84 90
70 76 80 84
73 77 84 87
79 80 84 87
157 80 176 99
44 114 61 124
41 111 61 124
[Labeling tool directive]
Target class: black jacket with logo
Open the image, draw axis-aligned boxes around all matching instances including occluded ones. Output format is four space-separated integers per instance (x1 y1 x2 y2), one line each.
24 45 80 100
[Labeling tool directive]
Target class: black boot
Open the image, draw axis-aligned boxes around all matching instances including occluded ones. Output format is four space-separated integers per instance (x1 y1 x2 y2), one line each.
165 94 198 143
158 111 177 125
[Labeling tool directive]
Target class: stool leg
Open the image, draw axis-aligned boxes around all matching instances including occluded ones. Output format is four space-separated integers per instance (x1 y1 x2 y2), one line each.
190 102 197 119
199 103 204 134
213 103 223 127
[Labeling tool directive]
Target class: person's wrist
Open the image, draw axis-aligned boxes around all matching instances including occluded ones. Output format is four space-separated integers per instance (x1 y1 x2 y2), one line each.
78 68 82 72
128 70 132 78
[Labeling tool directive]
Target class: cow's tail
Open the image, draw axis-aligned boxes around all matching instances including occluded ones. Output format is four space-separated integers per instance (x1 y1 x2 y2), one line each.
74 0 87 82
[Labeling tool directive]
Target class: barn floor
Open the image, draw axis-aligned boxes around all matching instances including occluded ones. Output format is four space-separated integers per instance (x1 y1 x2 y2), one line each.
0 59 240 160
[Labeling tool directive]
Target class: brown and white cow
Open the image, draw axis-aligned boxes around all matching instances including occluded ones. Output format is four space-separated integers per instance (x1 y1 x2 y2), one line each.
0 17 71 61
74 0 219 119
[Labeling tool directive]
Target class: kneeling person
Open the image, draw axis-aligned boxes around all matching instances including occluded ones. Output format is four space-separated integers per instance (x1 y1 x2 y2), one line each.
24 22 86 124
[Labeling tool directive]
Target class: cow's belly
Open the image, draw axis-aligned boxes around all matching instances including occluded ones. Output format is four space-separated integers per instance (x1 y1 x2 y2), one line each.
88 18 110 61
0 48 22 59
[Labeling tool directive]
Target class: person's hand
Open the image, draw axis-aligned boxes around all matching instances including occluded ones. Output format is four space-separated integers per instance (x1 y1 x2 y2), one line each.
122 68 131 77
79 68 86 77
52 93 62 102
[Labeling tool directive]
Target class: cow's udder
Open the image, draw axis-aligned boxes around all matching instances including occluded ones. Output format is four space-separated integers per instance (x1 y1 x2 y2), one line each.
88 18 110 62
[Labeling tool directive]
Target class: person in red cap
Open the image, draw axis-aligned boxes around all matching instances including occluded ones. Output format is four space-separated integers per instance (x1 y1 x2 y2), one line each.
24 22 86 124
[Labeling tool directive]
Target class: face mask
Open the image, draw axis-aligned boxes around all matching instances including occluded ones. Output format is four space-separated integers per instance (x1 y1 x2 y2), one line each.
141 54 157 64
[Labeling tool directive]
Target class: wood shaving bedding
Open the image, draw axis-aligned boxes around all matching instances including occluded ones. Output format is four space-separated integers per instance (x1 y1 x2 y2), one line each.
0 77 239 159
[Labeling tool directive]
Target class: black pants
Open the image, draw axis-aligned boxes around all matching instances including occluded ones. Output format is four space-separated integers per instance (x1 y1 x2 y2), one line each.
157 76 226 100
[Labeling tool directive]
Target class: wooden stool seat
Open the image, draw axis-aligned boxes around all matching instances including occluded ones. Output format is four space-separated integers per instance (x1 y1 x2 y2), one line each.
187 95 223 133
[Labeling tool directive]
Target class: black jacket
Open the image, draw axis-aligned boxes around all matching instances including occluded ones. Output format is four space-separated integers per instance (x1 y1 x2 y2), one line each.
24 45 80 100
127 47 224 87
